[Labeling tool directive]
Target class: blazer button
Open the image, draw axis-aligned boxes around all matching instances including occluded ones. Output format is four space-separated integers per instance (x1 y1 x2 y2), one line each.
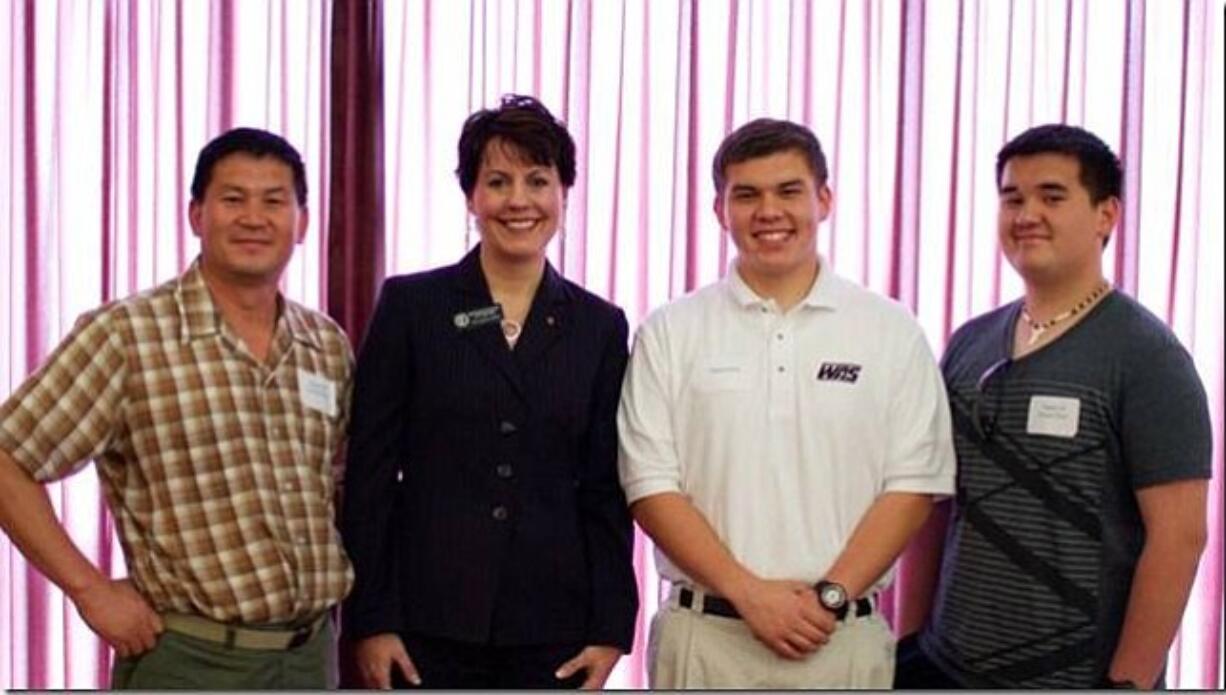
498 420 518 435
496 464 514 479
492 505 509 521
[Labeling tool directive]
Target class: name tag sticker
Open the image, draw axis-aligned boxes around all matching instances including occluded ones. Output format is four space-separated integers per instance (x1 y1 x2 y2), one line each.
1026 395 1080 438
298 369 338 417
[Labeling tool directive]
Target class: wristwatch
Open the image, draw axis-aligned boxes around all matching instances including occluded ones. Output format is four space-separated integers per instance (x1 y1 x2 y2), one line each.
815 580 849 619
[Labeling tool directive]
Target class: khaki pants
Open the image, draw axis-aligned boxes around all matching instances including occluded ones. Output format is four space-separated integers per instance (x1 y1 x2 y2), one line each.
649 588 895 689
110 617 335 689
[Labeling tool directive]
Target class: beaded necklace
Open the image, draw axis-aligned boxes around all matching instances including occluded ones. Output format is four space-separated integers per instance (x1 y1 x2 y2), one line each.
1021 280 1110 346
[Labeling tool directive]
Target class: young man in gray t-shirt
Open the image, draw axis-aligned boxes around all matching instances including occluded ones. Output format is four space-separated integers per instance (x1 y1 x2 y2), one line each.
894 124 1211 689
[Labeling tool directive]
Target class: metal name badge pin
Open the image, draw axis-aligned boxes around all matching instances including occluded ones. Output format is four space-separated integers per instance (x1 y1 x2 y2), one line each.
453 304 504 331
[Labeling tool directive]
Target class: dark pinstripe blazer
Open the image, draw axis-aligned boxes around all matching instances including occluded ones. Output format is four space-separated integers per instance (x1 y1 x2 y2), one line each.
340 246 638 651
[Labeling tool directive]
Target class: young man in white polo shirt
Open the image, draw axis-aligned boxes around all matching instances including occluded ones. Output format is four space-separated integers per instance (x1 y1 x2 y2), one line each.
617 118 956 688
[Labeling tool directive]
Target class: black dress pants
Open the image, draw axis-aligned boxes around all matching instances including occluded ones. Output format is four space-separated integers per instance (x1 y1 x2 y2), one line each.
894 633 965 689
391 631 587 689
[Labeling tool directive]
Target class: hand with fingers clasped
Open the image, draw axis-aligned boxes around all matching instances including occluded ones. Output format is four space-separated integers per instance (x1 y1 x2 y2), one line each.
71 578 164 658
731 578 836 660
354 633 421 689
555 645 623 689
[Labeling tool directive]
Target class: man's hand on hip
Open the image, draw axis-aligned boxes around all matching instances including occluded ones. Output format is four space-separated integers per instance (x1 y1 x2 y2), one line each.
72 578 164 657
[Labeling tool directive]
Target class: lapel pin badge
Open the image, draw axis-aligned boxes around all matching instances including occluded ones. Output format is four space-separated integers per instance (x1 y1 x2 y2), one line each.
454 304 504 331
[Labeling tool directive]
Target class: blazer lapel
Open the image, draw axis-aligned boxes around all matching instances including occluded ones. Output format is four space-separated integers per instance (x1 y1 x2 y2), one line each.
511 262 571 371
452 248 526 398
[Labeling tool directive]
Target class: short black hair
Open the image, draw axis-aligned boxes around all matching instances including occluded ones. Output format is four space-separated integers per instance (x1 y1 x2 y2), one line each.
190 127 308 205
712 118 829 194
455 94 576 196
996 124 1122 203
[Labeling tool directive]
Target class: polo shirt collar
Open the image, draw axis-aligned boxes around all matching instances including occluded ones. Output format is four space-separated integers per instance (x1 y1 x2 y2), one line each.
725 254 844 311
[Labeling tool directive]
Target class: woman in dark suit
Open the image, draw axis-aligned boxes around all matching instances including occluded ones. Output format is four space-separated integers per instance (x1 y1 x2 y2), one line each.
340 95 638 689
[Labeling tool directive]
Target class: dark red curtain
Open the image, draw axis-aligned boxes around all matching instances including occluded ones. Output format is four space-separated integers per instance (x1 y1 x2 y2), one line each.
327 0 385 346
327 0 383 687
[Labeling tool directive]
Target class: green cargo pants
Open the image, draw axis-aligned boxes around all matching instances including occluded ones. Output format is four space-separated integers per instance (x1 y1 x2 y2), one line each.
110 618 334 689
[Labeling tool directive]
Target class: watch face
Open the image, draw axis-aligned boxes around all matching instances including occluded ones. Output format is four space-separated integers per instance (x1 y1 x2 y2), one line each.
820 583 847 608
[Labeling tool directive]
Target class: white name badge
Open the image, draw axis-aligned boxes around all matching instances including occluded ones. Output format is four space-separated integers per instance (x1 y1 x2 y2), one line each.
298 369 338 417
1026 395 1080 438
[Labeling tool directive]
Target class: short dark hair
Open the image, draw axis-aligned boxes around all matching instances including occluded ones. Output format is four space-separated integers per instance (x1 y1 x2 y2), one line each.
712 118 829 194
455 94 576 196
996 124 1122 203
190 127 308 205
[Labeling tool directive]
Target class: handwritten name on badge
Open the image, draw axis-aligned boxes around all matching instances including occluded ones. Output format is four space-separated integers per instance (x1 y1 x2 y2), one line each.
1026 395 1080 438
298 369 338 417
453 305 504 330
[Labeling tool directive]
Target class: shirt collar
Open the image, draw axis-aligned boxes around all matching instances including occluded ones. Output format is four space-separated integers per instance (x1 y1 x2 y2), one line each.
724 254 844 311
175 258 322 350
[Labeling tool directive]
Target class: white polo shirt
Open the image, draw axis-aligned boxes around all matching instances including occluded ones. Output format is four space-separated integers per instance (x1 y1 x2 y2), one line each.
618 261 955 590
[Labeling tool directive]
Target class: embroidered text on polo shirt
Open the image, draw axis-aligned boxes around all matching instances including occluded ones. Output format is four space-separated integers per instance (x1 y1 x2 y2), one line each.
816 362 862 383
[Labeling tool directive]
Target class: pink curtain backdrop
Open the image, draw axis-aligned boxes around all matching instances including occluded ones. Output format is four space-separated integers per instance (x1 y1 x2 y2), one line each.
1 0 1222 690
0 0 335 688
378 0 1223 689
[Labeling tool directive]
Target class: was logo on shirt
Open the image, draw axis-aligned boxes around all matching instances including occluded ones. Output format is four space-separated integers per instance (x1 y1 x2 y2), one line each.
815 362 862 383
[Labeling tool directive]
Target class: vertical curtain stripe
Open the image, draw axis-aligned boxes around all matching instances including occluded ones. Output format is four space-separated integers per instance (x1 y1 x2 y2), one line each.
1116 0 1144 295
941 0 966 342
1165 0 1190 324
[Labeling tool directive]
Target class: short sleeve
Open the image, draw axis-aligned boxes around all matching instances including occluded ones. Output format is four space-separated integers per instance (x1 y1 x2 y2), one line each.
883 329 957 496
1119 340 1212 489
617 317 684 504
0 308 129 481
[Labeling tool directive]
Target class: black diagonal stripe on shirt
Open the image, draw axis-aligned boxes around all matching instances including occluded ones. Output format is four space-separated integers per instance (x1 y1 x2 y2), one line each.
963 502 1097 619
975 633 1096 684
963 618 1094 665
950 395 1104 541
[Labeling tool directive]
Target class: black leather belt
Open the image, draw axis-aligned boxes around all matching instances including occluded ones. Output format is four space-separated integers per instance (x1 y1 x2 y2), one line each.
678 587 874 622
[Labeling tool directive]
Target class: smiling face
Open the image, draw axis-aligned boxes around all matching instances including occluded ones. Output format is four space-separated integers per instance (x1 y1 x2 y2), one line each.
188 152 307 290
716 148 831 292
997 152 1118 285
466 138 564 265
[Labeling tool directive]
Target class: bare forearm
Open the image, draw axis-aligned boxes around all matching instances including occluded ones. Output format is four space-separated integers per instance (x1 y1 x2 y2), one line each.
893 499 951 637
1108 535 1205 687
630 492 757 599
1109 479 1210 687
0 450 107 600
822 492 933 599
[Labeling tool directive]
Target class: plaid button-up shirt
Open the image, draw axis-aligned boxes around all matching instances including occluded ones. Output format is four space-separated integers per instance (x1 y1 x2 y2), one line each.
0 261 354 624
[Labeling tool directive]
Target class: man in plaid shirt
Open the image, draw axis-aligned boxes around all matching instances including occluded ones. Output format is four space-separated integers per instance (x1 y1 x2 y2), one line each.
0 128 354 689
